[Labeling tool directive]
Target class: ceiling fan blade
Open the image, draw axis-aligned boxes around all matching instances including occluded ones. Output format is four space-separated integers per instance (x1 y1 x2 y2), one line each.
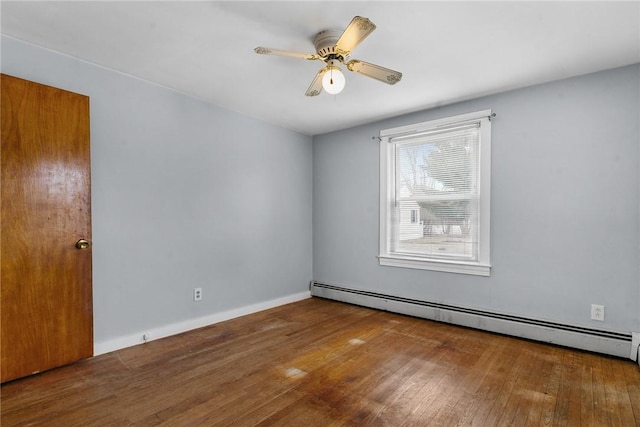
345 60 402 85
254 47 320 61
305 68 327 97
335 16 376 56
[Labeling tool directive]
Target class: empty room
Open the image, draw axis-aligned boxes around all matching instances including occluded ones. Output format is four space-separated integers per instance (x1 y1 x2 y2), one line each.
1 1 639 425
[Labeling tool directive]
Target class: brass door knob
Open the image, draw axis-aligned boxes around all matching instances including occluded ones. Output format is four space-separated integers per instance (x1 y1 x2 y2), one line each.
75 239 91 250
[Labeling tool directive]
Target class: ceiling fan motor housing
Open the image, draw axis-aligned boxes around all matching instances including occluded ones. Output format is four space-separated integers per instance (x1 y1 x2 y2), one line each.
313 30 343 59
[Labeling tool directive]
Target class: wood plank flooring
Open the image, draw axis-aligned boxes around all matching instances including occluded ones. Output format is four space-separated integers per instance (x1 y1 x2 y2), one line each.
2 297 639 426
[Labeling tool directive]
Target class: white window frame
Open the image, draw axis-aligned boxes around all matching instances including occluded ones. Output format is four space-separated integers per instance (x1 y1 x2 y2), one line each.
379 110 492 276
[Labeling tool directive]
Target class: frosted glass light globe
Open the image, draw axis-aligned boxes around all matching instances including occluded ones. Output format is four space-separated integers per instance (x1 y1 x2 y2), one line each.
322 66 345 95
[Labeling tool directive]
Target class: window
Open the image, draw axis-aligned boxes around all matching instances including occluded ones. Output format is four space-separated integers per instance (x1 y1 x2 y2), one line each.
379 110 492 276
410 209 419 224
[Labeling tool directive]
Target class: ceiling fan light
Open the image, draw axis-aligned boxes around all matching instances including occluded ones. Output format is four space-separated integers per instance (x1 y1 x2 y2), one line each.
322 66 345 94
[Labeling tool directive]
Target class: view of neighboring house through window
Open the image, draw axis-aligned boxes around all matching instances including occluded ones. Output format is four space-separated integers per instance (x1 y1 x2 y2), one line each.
379 110 492 276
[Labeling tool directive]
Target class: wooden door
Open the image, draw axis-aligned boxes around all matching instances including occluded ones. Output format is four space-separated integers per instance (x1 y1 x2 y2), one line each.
1 74 93 383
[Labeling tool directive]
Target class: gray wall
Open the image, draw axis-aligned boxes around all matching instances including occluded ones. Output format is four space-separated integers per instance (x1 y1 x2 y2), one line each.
1 36 313 345
313 64 640 333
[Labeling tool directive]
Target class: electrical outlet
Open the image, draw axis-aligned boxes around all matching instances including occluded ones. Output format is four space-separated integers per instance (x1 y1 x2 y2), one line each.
591 304 605 321
193 287 202 302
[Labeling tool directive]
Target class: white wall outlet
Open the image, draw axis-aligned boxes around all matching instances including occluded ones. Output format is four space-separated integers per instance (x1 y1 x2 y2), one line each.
590 304 605 321
193 287 202 302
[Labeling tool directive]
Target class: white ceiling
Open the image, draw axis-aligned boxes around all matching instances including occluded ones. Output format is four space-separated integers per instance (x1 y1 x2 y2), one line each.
2 1 639 135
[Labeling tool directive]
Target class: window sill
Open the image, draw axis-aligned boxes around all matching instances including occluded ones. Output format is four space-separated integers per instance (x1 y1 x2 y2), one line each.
378 255 491 276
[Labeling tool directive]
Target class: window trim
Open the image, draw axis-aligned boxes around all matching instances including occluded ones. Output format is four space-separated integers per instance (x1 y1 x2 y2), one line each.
379 110 492 276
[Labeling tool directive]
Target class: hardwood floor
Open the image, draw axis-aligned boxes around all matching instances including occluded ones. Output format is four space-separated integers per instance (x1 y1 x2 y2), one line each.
2 297 639 426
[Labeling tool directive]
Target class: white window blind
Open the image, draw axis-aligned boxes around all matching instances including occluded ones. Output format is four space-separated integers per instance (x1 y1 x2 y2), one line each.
379 110 492 276
392 124 480 260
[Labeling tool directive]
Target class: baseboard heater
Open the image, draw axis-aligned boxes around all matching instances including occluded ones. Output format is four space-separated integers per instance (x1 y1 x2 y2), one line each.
310 281 638 362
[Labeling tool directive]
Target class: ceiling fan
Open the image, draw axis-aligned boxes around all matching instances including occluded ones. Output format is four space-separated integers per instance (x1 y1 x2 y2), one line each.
254 16 402 96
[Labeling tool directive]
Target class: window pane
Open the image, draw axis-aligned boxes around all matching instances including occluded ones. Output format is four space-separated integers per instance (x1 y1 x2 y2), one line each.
391 126 480 261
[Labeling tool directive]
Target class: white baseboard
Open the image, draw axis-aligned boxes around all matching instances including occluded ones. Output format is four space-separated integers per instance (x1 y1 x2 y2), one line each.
632 332 640 365
311 281 634 360
93 290 311 356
